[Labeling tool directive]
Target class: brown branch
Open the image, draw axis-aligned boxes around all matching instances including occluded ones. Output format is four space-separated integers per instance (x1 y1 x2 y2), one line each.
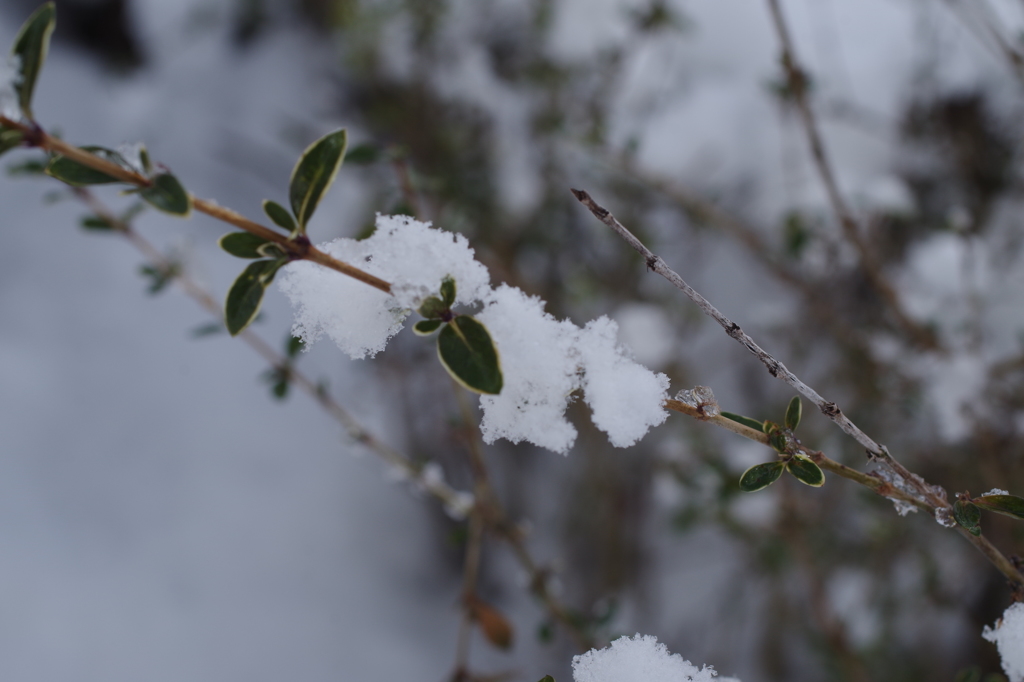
0 117 392 294
762 0 938 350
73 184 592 654
453 386 595 653
574 188 1024 589
615 161 867 345
70 189 463 512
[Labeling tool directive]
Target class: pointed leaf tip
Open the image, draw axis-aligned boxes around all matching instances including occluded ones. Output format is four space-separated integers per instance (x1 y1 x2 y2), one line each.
289 128 347 232
440 275 456 306
225 259 286 335
973 494 1024 521
785 395 802 430
787 455 824 487
219 232 273 259
413 319 443 336
739 461 785 492
11 2 56 120
437 315 503 395
721 411 764 432
262 199 297 233
140 172 191 216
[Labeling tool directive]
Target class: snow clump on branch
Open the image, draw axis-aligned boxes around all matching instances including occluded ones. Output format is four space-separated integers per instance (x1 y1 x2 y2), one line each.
278 215 669 454
983 601 1024 682
572 634 741 682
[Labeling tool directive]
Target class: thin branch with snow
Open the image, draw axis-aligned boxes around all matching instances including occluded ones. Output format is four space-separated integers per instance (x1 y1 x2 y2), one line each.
572 187 1024 590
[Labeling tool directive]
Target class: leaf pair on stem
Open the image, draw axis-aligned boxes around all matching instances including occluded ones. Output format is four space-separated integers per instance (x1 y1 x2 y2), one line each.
728 396 826 492
219 129 348 334
953 492 1024 537
413 276 503 395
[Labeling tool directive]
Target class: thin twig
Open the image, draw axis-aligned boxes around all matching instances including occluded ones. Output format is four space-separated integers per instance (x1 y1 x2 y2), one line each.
574 188 1024 589
611 158 867 346
74 185 593 652
392 155 425 221
452 386 595 653
71 188 464 510
453 510 485 680
762 0 938 350
1 117 392 294
941 0 1024 86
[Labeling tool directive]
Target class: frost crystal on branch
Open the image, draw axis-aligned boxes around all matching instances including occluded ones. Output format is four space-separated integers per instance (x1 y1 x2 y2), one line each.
572 634 740 682
982 489 1010 497
675 385 721 419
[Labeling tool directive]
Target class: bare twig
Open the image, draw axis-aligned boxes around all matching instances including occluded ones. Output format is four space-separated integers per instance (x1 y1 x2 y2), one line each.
762 0 938 350
611 159 868 346
392 155 425 221
574 188 1024 589
452 386 595 653
452 510 485 680
941 0 1024 86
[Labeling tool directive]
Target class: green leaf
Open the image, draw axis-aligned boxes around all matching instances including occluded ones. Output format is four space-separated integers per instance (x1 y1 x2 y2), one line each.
414 319 443 336
289 128 347 232
262 199 297 233
286 335 304 358
138 146 152 174
972 494 1024 521
538 677 556 682
762 419 777 435
190 321 224 337
953 499 982 536
738 461 785 492
953 666 982 682
722 411 764 432
418 296 448 319
256 242 287 259
225 259 286 335
440 275 456 307
81 215 115 231
437 315 503 395
120 202 146 223
343 142 381 165
785 396 802 430
0 128 24 157
766 426 789 453
9 157 47 176
272 377 289 399
140 172 191 216
139 263 177 295
786 455 824 487
11 2 56 120
219 232 272 258
45 152 123 186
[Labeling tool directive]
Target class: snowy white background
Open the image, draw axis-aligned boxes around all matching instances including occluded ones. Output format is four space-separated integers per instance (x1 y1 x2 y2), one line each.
2 0 1023 680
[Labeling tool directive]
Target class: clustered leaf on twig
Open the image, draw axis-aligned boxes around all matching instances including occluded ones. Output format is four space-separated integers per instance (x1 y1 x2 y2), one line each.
953 492 1024 537
413 276 503 395
730 396 826 492
219 129 348 335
